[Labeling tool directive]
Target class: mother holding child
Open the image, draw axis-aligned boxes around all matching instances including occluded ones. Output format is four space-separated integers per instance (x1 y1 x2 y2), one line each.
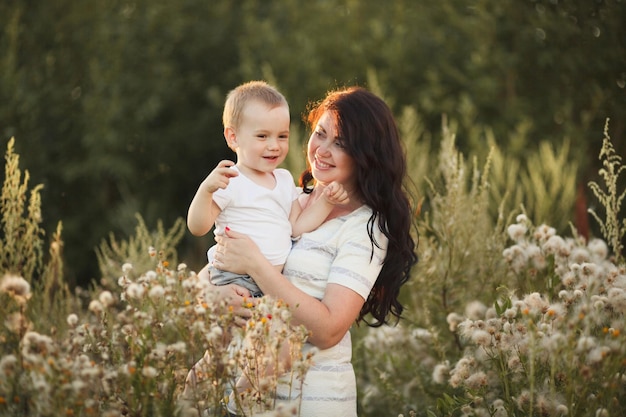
186 81 418 416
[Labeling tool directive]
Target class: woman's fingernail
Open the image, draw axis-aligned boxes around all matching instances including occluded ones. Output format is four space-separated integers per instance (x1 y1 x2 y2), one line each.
225 226 230 232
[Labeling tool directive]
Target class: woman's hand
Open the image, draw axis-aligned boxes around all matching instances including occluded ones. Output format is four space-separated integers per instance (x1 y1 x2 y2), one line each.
198 264 252 323
213 228 265 276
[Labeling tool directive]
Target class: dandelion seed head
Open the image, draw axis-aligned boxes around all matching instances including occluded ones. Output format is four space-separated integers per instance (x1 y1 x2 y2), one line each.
515 214 528 224
446 312 464 332
471 329 492 347
126 282 145 299
122 263 133 274
587 346 610 364
0 274 31 304
98 291 114 307
607 287 626 314
88 300 104 314
534 224 556 243
117 275 131 287
507 354 523 372
571 248 590 264
66 314 79 327
465 301 487 320
556 404 569 416
142 366 158 378
542 235 567 255
148 284 165 300
464 371 488 390
576 336 596 352
432 361 449 384
588 239 608 260
523 292 548 313
595 408 609 417
507 223 527 242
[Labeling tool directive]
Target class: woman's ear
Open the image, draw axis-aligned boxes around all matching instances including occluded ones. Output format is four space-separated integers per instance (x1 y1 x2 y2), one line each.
224 127 238 151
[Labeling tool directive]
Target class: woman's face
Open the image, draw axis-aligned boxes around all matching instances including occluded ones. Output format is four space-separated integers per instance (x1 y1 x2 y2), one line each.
307 111 356 190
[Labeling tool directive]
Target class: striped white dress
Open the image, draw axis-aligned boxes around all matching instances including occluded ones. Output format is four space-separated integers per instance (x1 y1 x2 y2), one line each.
276 205 387 416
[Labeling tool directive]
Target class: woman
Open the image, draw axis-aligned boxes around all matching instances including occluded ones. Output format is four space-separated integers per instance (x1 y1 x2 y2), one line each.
212 86 418 416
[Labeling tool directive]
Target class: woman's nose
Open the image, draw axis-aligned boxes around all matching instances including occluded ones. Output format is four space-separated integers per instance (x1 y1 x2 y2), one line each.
316 142 331 156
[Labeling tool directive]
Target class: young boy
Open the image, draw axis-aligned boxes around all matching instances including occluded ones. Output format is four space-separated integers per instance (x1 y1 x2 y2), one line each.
187 80 347 296
183 81 347 406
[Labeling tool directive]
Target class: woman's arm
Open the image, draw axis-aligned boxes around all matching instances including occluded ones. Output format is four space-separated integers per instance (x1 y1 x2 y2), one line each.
213 229 365 349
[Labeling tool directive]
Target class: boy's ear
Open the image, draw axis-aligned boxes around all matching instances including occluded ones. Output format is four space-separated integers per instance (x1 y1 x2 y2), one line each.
224 127 237 150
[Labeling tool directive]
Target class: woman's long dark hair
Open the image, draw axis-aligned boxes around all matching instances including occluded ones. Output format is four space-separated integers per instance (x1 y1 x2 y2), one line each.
300 87 418 327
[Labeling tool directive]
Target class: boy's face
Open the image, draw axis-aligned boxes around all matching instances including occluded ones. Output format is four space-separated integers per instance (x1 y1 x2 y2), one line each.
225 99 290 175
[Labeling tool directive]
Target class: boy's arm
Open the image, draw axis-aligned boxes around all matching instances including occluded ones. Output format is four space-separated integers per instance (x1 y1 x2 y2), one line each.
187 160 237 236
290 182 349 237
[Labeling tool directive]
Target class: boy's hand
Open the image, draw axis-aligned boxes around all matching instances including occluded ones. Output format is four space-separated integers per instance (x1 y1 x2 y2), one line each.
203 160 238 193
323 181 350 205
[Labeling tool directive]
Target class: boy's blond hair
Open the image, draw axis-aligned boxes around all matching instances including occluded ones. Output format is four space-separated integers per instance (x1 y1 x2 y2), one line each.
223 81 288 129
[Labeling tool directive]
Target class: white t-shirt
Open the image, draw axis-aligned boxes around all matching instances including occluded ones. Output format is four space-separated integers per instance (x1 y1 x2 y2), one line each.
208 166 299 266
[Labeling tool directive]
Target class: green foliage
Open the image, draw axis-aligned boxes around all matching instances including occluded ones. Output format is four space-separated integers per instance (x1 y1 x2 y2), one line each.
96 213 186 287
588 119 626 263
0 138 45 279
488 135 579 234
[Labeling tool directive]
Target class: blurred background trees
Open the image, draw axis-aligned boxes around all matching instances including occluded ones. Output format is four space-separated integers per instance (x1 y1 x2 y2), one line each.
1 0 624 286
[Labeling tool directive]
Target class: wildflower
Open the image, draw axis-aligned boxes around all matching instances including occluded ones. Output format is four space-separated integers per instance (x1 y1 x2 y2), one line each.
587 346 610 364
522 292 548 314
126 282 145 299
142 366 158 378
117 275 131 287
21 331 55 363
148 246 157 257
465 301 487 320
570 247 590 264
432 361 450 384
533 224 556 244
556 404 569 416
542 235 567 256
148 284 165 300
588 238 608 260
503 308 517 320
507 223 527 242
88 300 104 314
576 336 596 352
607 287 626 314
527 244 547 269
66 314 79 327
471 329 492 347
464 371 488 390
4 312 29 334
98 291 115 308
516 214 528 224
0 274 31 304
122 263 133 274
502 245 528 273
177 263 188 271
0 355 18 378
446 312 464 332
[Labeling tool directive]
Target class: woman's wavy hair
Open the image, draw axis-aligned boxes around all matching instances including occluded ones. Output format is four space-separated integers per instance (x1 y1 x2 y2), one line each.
299 86 418 327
